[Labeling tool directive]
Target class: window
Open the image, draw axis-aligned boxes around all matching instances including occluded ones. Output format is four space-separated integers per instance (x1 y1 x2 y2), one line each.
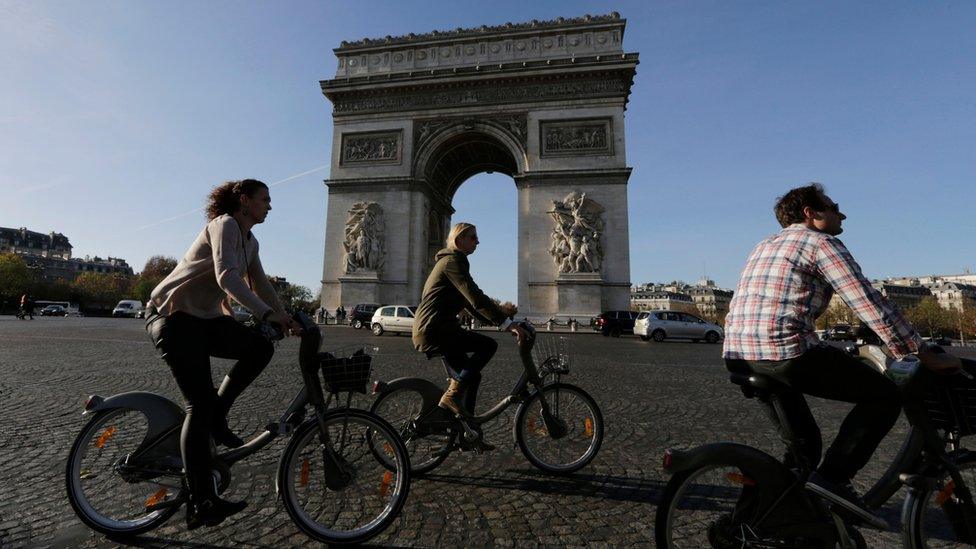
379 306 395 316
396 307 413 318
681 313 704 323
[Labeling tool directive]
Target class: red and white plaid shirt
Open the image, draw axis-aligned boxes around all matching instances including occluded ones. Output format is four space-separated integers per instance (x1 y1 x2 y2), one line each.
723 224 922 361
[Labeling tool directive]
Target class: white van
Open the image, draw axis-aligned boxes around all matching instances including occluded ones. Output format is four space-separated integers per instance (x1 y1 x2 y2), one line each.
113 299 146 318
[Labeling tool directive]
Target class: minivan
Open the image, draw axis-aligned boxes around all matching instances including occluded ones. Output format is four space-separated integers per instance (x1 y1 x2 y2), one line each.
112 300 146 318
634 310 724 343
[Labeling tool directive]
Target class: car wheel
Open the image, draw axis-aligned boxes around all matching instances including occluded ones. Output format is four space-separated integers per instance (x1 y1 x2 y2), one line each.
352 319 363 329
601 331 610 337
705 331 720 344
639 335 649 341
610 328 621 338
652 330 666 342
372 323 384 336
692 339 699 343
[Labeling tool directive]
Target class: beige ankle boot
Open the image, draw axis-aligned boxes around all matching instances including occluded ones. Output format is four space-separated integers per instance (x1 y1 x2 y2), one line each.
438 379 467 416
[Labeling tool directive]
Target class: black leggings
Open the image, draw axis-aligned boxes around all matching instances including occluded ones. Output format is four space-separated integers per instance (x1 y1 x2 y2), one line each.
438 329 498 414
146 311 273 501
727 344 902 483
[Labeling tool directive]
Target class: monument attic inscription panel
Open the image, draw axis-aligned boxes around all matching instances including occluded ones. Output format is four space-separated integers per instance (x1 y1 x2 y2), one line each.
319 13 639 320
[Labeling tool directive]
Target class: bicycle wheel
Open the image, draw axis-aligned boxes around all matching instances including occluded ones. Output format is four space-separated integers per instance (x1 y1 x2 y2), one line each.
656 462 839 548
278 409 410 545
370 386 454 475
65 409 183 536
903 456 976 548
514 383 603 474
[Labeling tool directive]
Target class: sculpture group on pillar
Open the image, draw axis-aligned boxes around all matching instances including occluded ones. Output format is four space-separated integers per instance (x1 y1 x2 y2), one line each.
547 191 605 274
343 202 385 274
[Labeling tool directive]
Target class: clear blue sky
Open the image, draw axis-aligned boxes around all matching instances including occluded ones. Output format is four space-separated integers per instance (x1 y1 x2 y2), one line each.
3 1 974 303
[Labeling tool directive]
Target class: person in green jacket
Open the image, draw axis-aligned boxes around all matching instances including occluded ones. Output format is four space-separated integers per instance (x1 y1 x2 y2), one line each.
412 222 526 446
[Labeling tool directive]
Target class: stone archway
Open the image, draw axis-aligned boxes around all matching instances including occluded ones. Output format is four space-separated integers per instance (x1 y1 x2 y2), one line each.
319 13 638 320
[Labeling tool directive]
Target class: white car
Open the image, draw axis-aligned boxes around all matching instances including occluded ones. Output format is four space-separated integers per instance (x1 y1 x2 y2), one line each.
635 310 724 343
370 305 417 336
112 299 146 318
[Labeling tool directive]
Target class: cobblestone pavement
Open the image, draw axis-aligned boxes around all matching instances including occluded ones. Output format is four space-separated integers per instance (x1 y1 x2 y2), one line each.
2 316 975 547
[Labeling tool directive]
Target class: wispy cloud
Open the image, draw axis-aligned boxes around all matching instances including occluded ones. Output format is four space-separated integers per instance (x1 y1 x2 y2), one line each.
136 165 329 231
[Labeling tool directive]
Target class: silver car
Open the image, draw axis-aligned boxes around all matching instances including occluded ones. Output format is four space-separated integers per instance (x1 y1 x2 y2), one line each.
634 310 724 343
370 305 417 336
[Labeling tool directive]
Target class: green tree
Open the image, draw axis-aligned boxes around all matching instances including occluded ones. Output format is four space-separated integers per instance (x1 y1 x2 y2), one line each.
0 253 32 312
71 272 130 310
277 283 314 313
131 256 178 302
906 297 952 337
816 300 857 330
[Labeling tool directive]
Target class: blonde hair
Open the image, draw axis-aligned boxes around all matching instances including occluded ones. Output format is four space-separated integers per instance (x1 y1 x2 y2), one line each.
446 222 476 250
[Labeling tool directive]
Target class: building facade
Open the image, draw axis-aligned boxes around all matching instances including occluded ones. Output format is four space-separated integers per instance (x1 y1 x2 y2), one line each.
0 226 132 281
631 278 733 320
0 227 72 259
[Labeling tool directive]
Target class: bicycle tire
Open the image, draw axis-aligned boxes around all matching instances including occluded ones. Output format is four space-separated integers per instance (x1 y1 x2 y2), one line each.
902 454 976 548
514 383 603 474
864 426 924 509
277 409 410 545
369 386 454 475
65 409 182 536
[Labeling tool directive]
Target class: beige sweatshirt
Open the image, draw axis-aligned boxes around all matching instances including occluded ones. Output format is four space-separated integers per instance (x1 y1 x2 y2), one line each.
150 214 284 320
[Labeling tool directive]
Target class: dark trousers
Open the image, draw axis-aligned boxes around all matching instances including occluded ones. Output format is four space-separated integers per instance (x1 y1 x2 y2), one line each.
727 344 902 483
439 329 499 414
146 311 274 500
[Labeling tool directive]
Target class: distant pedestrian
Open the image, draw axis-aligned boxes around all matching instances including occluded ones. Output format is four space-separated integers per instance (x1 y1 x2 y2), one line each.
335 306 342 325
18 293 34 320
340 306 347 322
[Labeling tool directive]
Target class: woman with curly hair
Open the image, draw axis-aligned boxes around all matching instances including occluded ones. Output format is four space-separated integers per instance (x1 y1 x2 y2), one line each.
146 179 300 529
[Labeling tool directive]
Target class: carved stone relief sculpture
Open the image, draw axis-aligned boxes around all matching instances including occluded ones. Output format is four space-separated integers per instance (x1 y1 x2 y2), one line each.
340 131 402 164
540 118 613 157
547 191 605 274
343 202 385 274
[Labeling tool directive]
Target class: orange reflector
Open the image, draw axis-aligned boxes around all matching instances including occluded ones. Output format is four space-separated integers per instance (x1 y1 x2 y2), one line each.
95 426 116 449
379 470 393 498
384 442 394 456
936 480 956 505
584 418 594 437
145 488 168 508
528 416 536 432
300 458 310 487
726 472 756 486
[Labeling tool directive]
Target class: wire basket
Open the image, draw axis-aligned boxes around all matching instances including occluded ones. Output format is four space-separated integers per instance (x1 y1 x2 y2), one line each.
921 382 976 437
532 334 571 376
318 346 373 394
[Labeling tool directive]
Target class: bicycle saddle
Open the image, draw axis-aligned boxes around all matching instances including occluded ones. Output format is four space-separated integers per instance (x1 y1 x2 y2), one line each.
729 372 791 396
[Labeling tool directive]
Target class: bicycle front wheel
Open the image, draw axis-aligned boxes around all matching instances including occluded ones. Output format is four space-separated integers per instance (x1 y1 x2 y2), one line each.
65 408 183 536
370 385 455 475
278 409 410 545
903 456 976 548
514 383 603 474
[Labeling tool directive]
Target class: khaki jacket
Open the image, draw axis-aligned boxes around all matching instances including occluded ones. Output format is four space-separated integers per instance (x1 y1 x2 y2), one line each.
412 248 508 352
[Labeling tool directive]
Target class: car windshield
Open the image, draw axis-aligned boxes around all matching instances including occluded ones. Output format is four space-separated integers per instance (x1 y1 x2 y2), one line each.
117 303 131 308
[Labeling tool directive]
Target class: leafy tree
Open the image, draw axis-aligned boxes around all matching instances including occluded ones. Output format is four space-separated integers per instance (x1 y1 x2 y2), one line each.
71 272 130 309
816 300 857 330
277 282 314 313
131 256 178 302
0 253 32 312
906 297 952 337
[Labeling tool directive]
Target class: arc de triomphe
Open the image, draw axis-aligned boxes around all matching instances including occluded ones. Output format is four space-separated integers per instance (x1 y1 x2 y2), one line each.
319 13 638 320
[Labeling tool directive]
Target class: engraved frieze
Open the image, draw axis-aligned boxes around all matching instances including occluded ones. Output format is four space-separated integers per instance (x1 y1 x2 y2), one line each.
540 118 613 157
343 202 385 274
340 130 402 165
414 114 527 149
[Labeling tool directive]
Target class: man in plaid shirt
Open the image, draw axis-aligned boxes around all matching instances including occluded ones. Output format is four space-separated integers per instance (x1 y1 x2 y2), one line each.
724 183 959 526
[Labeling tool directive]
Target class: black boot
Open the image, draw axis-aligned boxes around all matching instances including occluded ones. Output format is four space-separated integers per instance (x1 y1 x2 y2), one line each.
186 496 248 530
212 378 244 448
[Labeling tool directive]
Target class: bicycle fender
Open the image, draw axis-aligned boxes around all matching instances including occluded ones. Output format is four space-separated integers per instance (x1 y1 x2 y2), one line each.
86 391 185 440
375 377 444 407
664 442 796 488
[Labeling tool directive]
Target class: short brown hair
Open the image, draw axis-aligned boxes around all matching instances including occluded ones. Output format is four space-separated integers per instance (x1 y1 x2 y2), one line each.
205 179 268 221
774 183 828 228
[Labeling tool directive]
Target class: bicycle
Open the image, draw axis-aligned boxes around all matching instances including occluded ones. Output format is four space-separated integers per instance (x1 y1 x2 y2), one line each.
369 322 604 475
65 312 411 545
655 343 976 548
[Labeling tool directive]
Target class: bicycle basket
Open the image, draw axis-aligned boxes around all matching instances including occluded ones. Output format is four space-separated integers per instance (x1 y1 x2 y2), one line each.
532 334 571 376
318 348 372 394
921 373 976 437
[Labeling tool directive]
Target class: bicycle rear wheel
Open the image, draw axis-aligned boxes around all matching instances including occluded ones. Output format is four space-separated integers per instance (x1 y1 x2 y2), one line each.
514 383 603 474
370 385 455 474
278 409 410 545
65 408 183 536
903 456 976 548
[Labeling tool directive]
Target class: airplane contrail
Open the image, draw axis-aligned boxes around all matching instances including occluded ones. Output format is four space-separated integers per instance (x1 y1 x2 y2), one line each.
136 165 329 231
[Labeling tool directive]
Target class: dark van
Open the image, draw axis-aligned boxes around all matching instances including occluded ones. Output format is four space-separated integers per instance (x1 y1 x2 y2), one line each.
350 303 381 329
594 310 638 337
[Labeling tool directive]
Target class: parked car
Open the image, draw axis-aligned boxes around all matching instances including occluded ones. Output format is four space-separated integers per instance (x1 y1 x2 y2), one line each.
231 305 252 323
349 303 381 329
826 324 856 342
594 311 638 337
926 335 953 347
370 305 417 336
39 304 68 317
112 299 146 318
635 310 724 343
